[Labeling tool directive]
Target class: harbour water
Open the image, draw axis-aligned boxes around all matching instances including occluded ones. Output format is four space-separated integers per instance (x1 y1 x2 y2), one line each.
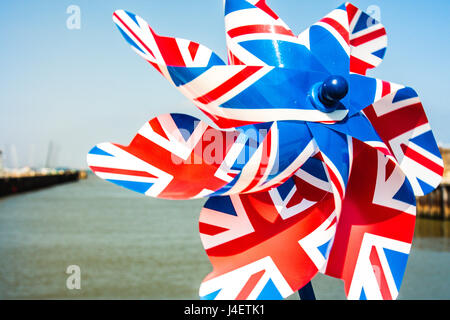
0 176 448 300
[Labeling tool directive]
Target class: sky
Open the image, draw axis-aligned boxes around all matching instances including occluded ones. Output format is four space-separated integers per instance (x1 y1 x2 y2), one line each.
1 0 449 169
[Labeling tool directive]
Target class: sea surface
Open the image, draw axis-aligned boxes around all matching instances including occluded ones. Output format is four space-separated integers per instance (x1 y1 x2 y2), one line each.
0 176 448 300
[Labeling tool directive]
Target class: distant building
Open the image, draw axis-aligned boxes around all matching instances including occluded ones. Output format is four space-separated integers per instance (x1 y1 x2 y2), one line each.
0 150 3 173
441 147 450 180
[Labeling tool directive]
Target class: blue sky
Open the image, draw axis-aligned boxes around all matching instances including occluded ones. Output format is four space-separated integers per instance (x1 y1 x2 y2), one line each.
1 0 449 169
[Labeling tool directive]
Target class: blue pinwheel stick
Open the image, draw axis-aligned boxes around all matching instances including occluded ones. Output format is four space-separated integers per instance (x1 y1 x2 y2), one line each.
298 282 316 300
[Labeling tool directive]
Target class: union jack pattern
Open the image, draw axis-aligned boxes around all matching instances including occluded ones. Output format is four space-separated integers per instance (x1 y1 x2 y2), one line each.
87 0 444 300
297 2 388 77
298 4 350 76
324 140 416 300
362 86 444 196
199 161 336 300
346 2 388 75
224 0 297 67
112 10 225 71
113 6 354 128
347 233 411 300
87 114 318 199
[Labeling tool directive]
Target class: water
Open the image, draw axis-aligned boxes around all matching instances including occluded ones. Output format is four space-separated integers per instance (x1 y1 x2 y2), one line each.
0 177 448 300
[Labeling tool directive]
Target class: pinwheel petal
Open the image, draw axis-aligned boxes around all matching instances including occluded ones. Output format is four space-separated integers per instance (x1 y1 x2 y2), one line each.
87 113 232 199
224 0 327 72
199 165 335 300
306 122 352 201
323 139 416 300
346 73 380 115
346 3 388 75
362 86 444 195
297 2 387 76
346 75 404 116
113 10 226 71
87 114 317 199
298 4 350 76
321 113 392 158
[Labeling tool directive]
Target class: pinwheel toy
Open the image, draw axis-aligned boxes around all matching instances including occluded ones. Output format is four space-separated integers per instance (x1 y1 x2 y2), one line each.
87 0 444 300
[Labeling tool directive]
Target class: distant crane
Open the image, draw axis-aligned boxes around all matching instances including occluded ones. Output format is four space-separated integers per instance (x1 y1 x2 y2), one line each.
45 141 53 169
0 149 3 173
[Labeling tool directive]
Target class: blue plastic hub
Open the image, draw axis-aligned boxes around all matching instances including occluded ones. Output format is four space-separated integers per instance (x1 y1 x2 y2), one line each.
319 75 349 106
310 75 349 113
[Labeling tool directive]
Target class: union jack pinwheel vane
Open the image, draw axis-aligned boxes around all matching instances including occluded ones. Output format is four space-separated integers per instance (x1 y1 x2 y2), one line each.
87 0 444 300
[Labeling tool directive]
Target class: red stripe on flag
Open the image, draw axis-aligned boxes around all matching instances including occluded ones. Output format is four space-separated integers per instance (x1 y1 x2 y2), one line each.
320 120 340 124
381 81 391 98
351 28 386 47
188 41 200 61
149 27 186 67
90 166 157 178
199 222 230 236
194 66 263 105
326 217 337 230
235 270 266 300
369 246 392 300
228 51 245 65
346 3 359 25
148 61 163 75
254 0 279 20
372 103 428 141
384 158 396 181
350 55 374 75
149 118 169 140
326 165 344 199
401 144 444 176
320 17 349 44
228 24 294 38
113 12 156 59
371 145 392 158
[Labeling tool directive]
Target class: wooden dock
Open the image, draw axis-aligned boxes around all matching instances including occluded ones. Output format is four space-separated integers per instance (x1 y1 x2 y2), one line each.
416 147 450 220
416 180 450 220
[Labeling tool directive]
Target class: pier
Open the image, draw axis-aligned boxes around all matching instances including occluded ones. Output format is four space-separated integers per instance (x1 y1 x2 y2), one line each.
0 147 88 198
417 181 450 220
0 169 86 198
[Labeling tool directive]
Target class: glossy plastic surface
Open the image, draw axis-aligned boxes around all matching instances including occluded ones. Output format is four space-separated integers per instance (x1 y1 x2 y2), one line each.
88 1 443 300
